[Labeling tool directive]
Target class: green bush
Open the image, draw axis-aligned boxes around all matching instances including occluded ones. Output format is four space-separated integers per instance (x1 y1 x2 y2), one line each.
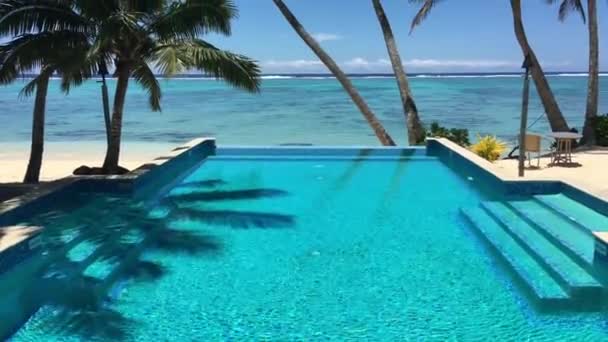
426 122 470 147
595 114 608 146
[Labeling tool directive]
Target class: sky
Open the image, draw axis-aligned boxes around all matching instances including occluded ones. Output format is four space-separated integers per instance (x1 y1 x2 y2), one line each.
204 0 608 74
0 1 605 74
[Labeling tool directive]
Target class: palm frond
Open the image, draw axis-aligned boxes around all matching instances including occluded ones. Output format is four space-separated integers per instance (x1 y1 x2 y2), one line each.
0 0 91 37
19 67 52 98
409 0 442 34
0 28 92 92
556 0 586 22
182 39 260 92
0 33 54 82
153 44 190 76
132 61 162 111
150 0 237 40
57 52 97 94
122 0 164 14
72 0 119 21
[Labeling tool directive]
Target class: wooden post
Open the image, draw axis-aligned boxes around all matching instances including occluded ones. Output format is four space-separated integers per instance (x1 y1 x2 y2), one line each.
518 54 533 177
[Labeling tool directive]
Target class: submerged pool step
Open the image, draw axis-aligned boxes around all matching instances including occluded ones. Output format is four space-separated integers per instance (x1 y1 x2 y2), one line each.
508 200 595 267
481 202 603 301
461 207 570 306
534 194 608 232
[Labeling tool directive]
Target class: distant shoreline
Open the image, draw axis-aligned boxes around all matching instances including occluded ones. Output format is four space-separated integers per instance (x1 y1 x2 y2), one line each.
14 71 608 80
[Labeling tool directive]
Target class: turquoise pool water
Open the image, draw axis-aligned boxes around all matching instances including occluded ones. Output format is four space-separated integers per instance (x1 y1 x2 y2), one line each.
4 150 608 340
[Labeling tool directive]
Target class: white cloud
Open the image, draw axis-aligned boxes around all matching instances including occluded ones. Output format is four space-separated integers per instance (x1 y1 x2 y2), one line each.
261 57 571 73
263 59 324 69
404 59 519 68
312 33 342 42
344 57 390 69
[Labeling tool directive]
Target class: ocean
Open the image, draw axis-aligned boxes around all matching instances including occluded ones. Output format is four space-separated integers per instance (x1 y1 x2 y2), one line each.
0 73 606 146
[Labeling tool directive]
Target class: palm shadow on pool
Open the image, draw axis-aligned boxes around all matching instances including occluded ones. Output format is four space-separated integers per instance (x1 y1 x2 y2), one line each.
161 186 295 229
6 181 294 340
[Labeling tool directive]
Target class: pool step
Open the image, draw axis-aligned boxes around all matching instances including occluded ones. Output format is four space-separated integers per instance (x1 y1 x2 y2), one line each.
508 200 595 267
481 202 603 302
461 207 570 307
534 194 608 232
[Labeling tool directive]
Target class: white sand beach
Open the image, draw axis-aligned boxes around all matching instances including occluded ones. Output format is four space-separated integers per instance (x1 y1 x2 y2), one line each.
494 149 608 200
0 141 174 183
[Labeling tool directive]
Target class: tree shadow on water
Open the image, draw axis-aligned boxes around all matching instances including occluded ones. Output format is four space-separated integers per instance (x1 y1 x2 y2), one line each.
8 181 295 340
172 207 295 229
172 179 227 189
9 196 229 340
166 188 289 202
148 229 223 255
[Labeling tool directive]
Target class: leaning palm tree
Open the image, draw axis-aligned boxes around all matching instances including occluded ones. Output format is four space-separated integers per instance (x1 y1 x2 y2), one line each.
0 1 94 183
548 0 599 145
273 0 396 146
71 0 261 173
411 0 571 132
372 0 425 145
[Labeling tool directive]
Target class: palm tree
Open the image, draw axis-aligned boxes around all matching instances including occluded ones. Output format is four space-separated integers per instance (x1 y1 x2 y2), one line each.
68 1 261 173
272 0 396 146
0 2 94 183
410 0 571 132
372 0 425 145
548 0 599 145
510 0 570 132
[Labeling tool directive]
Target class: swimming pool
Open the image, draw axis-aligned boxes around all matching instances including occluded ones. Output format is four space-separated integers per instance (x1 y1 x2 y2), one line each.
2 145 608 340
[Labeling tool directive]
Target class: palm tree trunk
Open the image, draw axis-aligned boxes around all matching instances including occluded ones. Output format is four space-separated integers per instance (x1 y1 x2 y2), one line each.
102 62 130 173
23 70 51 184
510 0 569 132
372 0 425 145
272 0 396 146
581 0 599 146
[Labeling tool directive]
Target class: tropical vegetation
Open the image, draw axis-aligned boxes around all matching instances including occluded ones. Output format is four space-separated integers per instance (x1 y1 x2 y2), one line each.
547 0 600 145
595 114 608 146
372 0 425 145
272 0 397 146
82 0 261 173
0 0 261 181
471 135 508 162
426 122 470 147
0 1 93 183
411 0 572 133
0 0 604 183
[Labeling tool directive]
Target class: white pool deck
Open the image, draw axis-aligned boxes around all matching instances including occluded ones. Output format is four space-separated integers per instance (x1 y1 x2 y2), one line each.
435 138 608 202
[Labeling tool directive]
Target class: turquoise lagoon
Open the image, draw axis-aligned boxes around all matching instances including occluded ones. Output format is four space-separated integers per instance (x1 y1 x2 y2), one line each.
0 74 607 146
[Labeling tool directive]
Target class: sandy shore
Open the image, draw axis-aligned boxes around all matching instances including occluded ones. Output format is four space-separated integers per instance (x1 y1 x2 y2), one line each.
0 141 174 183
494 149 608 200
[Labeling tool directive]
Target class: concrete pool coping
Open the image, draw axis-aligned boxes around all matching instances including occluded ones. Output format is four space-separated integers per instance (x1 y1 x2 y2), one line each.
0 137 216 255
428 138 608 204
430 138 608 200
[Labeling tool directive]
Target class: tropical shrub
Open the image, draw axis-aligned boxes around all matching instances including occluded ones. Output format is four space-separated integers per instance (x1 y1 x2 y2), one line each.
470 135 507 162
426 122 470 147
595 114 608 146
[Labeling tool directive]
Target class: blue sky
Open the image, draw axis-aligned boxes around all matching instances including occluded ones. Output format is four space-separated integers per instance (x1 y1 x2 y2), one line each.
205 0 608 73
0 1 604 73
